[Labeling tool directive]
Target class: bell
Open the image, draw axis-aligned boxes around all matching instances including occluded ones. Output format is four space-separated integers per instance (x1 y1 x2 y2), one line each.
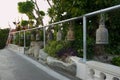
20 34 24 40
13 34 16 44
56 29 62 41
96 14 108 44
67 27 75 41
36 31 40 41
47 28 54 41
26 32 30 40
31 34 35 41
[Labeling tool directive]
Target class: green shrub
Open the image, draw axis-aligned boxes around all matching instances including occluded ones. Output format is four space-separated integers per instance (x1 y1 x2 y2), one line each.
15 33 20 45
0 29 9 49
56 44 63 52
44 41 64 57
111 57 120 67
44 40 78 59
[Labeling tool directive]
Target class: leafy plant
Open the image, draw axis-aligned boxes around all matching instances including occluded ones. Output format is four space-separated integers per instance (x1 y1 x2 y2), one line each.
44 41 64 57
111 56 120 67
44 40 77 61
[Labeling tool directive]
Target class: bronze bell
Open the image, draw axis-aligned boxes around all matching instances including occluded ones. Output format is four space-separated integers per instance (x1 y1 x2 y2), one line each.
67 27 75 41
36 31 40 41
13 34 16 44
20 34 24 40
96 14 108 44
56 29 62 41
31 34 35 41
47 28 54 41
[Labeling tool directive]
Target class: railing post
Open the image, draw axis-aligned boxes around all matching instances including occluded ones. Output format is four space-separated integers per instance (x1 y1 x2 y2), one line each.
19 31 20 53
43 27 46 48
24 31 26 54
83 16 87 63
19 31 20 46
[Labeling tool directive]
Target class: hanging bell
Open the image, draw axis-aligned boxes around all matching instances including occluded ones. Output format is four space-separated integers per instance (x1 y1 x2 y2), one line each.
31 34 35 41
56 29 62 41
36 31 40 41
96 14 108 44
20 34 24 40
47 28 54 41
13 34 16 44
67 27 75 41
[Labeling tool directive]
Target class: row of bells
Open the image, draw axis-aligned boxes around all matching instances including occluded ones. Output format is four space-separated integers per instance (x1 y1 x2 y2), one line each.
18 23 108 44
16 14 109 44
35 23 108 45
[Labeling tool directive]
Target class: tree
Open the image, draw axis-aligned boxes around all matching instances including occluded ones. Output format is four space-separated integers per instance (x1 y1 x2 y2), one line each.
20 20 29 26
0 29 9 49
18 0 45 27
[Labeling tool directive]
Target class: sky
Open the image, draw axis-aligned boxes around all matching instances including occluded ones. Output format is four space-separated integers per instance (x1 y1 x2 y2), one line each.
0 0 50 29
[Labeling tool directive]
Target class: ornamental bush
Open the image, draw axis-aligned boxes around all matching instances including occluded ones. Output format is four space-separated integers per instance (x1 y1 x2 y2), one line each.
111 56 120 67
44 41 64 57
44 40 77 60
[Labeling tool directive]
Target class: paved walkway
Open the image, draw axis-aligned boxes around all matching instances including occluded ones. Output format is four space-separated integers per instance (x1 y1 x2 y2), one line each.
0 49 70 80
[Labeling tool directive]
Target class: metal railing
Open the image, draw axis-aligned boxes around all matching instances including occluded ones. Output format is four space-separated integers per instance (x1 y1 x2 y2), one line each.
10 4 120 63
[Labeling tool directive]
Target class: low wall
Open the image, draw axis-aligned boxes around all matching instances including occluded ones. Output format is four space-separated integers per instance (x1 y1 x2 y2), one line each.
7 44 24 53
71 56 120 80
86 61 120 80
7 44 120 80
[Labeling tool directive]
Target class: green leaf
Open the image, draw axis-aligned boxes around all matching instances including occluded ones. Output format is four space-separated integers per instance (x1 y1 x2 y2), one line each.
39 11 45 16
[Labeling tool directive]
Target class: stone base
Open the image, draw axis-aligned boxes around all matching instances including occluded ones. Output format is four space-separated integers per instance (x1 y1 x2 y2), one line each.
47 56 76 75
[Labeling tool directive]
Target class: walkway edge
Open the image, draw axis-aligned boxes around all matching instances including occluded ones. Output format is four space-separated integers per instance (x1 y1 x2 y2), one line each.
9 49 70 80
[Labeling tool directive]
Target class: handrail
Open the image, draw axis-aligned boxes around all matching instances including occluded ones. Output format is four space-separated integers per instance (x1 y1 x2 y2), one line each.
11 16 83 33
11 4 120 33
85 4 120 17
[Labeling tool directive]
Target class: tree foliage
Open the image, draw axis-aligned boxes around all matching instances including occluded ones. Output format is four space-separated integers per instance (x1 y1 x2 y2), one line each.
18 0 45 27
48 0 120 22
47 0 120 58
20 20 29 26
0 29 9 49
18 1 34 13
